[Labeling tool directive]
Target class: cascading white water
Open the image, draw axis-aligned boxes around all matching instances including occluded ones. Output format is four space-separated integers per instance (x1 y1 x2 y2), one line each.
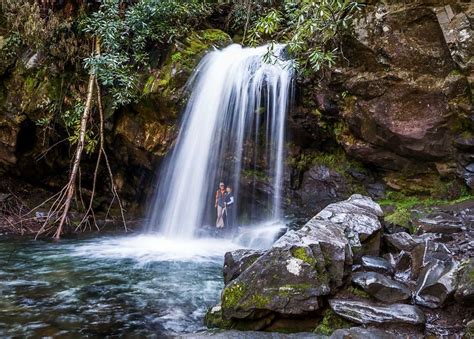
148 44 293 239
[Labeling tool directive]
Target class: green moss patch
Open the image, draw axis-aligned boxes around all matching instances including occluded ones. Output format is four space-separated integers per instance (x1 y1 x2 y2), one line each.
314 309 353 336
291 247 316 265
379 190 473 231
222 283 246 309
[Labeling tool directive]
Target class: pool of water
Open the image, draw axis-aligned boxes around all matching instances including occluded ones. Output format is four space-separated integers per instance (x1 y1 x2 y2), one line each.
0 234 248 337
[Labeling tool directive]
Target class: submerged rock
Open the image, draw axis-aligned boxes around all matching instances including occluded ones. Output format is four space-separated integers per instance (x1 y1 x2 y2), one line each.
360 255 393 275
329 299 425 325
415 258 459 308
352 272 411 303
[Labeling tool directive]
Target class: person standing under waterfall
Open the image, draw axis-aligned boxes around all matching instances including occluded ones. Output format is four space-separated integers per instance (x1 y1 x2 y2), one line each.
215 182 226 228
224 186 235 229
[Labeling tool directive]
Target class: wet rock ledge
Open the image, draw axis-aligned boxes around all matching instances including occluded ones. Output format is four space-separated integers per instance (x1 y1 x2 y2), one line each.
206 195 474 337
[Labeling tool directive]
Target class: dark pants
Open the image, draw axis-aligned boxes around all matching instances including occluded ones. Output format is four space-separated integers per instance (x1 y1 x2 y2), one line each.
225 207 234 228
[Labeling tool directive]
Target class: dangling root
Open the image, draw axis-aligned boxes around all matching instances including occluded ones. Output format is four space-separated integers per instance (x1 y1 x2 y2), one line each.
34 38 127 240
35 72 96 240
76 78 127 233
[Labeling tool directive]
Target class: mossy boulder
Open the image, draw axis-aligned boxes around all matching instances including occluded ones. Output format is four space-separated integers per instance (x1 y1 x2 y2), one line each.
210 195 384 331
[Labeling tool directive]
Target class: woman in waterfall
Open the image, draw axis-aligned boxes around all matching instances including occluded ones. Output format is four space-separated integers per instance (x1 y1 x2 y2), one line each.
224 186 234 229
215 182 226 228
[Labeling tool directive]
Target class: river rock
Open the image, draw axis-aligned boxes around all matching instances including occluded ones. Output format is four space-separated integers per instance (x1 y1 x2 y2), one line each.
415 258 459 308
454 258 474 305
223 250 265 285
394 245 425 282
352 272 411 303
413 212 463 234
385 232 419 252
360 255 393 275
330 327 397 339
329 299 425 325
317 194 383 258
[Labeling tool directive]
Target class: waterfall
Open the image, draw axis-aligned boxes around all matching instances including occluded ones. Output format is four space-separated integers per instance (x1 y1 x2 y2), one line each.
148 44 294 239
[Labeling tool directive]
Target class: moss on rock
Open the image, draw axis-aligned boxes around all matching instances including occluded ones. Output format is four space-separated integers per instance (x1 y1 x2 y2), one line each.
222 283 246 309
313 309 353 336
291 247 316 265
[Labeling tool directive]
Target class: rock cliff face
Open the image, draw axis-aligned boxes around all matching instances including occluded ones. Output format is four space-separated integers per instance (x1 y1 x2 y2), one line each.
287 1 473 218
0 2 472 222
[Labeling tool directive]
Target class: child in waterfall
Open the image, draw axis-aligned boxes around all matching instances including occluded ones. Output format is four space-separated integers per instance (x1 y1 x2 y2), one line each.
215 182 226 228
224 186 235 229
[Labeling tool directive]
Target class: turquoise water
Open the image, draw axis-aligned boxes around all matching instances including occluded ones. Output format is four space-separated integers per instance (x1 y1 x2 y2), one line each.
0 234 239 337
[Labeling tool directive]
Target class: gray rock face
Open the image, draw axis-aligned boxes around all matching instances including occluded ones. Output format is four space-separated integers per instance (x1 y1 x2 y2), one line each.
352 272 412 303
454 258 474 305
317 194 383 258
330 327 397 339
219 195 382 320
298 164 351 213
415 258 459 308
329 299 425 325
385 232 419 252
223 250 265 285
361 255 393 275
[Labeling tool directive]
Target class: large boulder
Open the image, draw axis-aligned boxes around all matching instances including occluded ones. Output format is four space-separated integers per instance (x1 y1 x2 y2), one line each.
329 299 425 325
385 232 419 252
213 195 382 328
413 212 464 234
221 218 351 320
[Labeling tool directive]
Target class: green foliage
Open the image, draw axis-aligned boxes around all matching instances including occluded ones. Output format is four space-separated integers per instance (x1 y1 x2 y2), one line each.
288 150 365 174
0 31 21 61
81 0 211 108
379 190 474 231
226 0 277 34
1 1 84 69
62 100 97 154
247 0 363 74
